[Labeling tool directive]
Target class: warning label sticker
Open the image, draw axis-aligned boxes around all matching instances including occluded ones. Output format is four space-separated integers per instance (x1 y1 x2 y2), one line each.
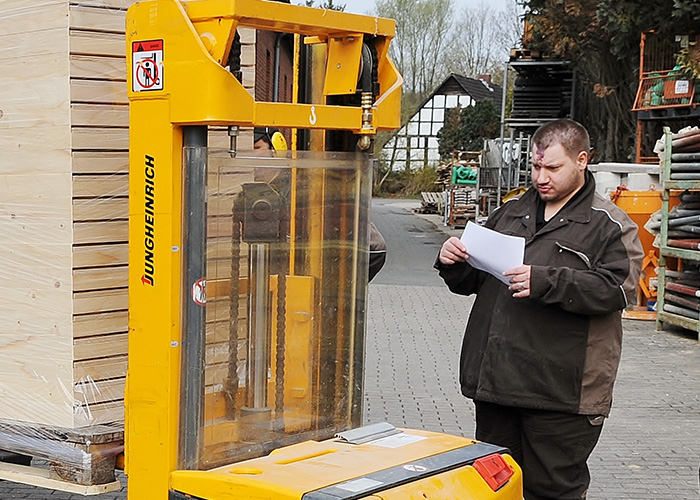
132 40 163 92
192 278 207 306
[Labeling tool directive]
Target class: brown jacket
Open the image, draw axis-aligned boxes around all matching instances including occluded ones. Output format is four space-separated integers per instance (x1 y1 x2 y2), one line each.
436 172 643 416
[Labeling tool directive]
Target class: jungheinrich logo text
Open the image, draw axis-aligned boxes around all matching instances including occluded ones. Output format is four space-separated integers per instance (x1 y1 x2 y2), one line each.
142 154 155 286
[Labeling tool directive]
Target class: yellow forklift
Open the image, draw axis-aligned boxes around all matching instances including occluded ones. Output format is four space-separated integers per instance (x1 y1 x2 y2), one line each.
126 1 523 498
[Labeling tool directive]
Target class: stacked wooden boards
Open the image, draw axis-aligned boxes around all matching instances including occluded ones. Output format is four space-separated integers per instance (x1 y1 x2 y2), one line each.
0 0 256 432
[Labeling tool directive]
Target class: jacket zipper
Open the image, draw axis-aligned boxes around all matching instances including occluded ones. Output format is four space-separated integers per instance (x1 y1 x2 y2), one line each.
555 242 592 269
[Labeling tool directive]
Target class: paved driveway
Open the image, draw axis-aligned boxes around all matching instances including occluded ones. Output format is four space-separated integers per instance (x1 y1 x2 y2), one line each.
1 198 698 499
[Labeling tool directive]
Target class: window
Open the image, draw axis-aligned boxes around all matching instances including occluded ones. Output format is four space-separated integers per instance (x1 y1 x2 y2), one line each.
458 95 472 107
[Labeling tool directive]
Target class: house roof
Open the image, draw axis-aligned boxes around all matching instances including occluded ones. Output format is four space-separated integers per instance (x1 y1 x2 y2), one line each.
435 73 503 105
404 73 503 123
382 73 504 146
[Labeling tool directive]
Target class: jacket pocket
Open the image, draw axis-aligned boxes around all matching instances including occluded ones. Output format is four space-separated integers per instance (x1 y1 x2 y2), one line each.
476 313 588 411
555 241 592 269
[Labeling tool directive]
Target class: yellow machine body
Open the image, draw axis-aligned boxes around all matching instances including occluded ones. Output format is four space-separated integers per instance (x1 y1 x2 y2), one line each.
126 1 522 499
170 429 522 500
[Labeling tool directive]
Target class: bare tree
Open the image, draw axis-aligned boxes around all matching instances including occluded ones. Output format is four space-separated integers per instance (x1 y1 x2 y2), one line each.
443 1 522 81
374 0 454 96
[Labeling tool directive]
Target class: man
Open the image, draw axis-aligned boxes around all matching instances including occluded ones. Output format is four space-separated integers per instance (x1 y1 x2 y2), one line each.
253 127 287 151
435 119 643 500
368 221 387 282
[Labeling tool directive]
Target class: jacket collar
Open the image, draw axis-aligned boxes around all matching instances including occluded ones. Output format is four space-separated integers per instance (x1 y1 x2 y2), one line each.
510 169 596 225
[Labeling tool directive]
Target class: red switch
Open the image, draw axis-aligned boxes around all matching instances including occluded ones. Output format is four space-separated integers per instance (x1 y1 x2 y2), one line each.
473 453 514 491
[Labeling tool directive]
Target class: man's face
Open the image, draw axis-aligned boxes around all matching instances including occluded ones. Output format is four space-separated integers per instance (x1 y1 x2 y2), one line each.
254 138 270 150
531 142 587 203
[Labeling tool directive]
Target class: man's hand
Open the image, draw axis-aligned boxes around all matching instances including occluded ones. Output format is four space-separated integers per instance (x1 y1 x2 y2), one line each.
439 236 469 265
504 265 531 298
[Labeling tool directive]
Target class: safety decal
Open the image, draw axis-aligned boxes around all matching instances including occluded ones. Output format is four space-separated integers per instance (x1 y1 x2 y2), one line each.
192 278 207 306
133 40 163 92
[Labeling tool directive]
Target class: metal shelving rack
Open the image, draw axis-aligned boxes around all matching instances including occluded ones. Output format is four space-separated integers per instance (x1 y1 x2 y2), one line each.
656 127 700 333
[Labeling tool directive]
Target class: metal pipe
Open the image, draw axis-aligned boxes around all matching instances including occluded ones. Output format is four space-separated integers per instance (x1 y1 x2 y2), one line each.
499 63 508 144
226 197 242 417
178 126 208 470
570 68 577 119
273 33 284 103
247 243 270 408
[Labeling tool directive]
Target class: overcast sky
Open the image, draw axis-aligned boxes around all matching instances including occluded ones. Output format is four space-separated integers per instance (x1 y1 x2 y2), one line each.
340 0 517 15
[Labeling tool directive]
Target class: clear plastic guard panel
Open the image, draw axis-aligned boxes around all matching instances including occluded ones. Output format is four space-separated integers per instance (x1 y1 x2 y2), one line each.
184 150 372 469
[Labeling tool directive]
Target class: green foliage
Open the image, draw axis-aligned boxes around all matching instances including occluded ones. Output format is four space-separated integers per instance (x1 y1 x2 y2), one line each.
676 46 700 79
671 1 700 30
436 99 500 159
373 166 438 198
519 0 700 161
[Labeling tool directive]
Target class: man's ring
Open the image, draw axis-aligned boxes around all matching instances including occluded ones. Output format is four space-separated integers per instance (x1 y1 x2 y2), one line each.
519 283 524 291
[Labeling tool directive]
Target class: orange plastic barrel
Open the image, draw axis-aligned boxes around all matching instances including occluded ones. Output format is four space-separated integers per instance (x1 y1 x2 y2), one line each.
612 189 679 316
612 190 662 257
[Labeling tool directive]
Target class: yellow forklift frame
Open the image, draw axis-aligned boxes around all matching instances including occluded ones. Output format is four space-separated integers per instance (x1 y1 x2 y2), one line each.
126 1 522 499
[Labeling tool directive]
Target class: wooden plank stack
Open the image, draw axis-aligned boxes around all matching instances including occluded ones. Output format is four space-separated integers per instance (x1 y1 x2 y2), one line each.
0 0 255 485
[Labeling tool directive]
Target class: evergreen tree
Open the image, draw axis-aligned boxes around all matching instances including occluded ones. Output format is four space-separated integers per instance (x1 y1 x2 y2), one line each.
437 100 500 159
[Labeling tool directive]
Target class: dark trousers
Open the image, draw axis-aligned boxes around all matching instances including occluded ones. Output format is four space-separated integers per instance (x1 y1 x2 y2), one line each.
475 401 604 500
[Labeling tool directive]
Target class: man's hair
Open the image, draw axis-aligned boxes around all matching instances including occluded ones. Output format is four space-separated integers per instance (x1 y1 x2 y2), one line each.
531 119 590 160
254 127 273 147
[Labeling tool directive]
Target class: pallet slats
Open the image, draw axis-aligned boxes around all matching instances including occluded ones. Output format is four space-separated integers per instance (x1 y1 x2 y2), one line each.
73 244 128 268
72 128 129 150
70 79 127 104
71 104 128 128
70 54 127 81
73 289 128 315
1 0 254 451
0 0 137 432
70 5 129 33
73 176 129 198
73 311 128 338
73 198 128 221
74 355 127 381
73 266 128 292
72 151 128 174
70 30 125 57
74 333 128 360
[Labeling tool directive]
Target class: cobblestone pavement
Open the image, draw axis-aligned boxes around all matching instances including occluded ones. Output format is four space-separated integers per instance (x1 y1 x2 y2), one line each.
1 200 698 499
364 199 700 500
365 285 700 500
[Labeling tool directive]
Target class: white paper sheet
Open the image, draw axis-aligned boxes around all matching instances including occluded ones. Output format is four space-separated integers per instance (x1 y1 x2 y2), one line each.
460 221 525 285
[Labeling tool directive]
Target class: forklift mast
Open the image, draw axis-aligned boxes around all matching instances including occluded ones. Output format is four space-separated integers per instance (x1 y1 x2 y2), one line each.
127 0 400 496
126 1 521 499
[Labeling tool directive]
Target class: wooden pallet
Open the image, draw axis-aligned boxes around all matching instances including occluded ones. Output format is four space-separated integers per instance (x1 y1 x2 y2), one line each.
0 462 120 496
416 191 443 214
0 418 123 490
